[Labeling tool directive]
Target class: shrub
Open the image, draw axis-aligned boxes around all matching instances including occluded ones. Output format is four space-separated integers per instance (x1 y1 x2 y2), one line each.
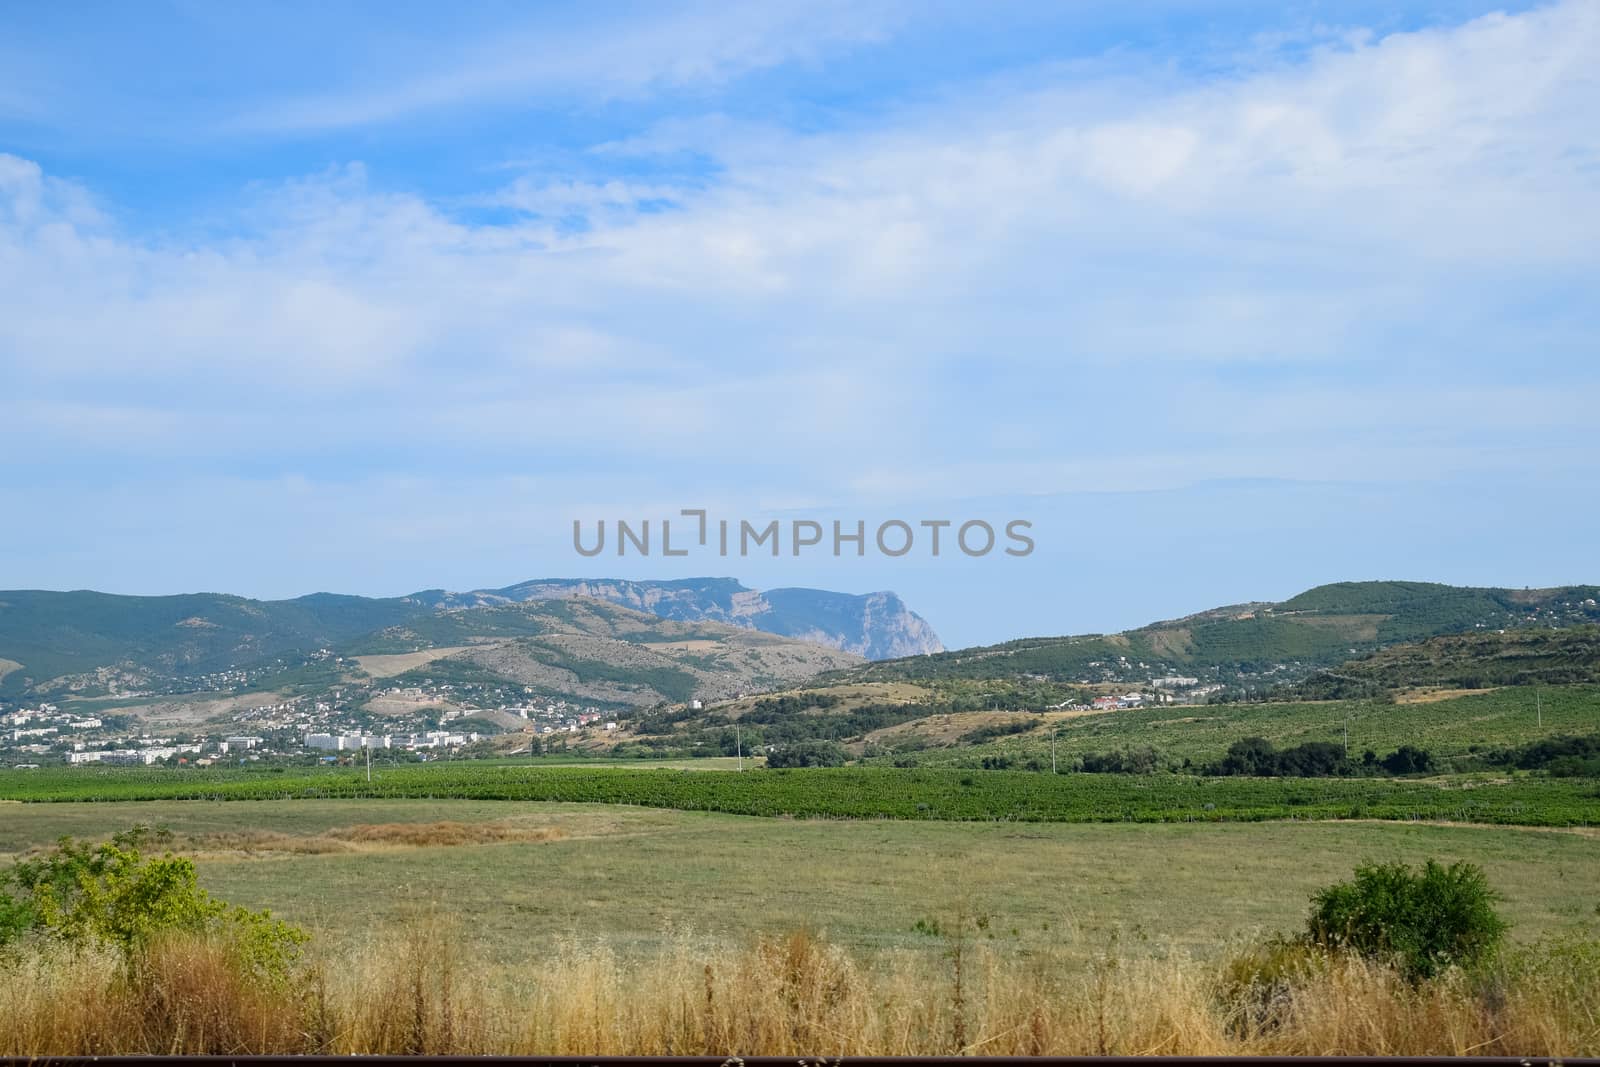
1305 859 1507 979
1077 746 1161 774
958 720 1035 745
764 740 847 768
0 887 32 949
1 827 307 982
1548 755 1600 777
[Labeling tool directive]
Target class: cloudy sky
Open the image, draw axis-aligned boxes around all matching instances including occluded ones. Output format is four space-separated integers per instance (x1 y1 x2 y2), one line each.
2 1 1596 647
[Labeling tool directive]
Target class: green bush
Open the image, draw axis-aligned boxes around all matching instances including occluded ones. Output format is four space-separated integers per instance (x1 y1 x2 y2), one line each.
0 826 307 981
1305 859 1507 979
0 887 33 948
764 740 848 768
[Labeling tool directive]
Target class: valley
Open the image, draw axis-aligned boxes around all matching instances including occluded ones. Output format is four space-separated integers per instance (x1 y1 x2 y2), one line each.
4 574 1600 1057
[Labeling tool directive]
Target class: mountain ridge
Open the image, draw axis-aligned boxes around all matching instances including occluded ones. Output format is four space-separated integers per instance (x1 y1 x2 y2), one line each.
843 580 1600 691
410 577 942 660
0 577 940 699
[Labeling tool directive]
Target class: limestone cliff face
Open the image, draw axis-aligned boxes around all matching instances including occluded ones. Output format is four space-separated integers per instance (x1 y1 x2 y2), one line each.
425 578 943 660
757 587 945 660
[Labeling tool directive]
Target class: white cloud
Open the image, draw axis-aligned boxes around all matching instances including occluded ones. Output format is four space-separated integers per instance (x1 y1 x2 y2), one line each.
1 1 1597 509
227 1 901 134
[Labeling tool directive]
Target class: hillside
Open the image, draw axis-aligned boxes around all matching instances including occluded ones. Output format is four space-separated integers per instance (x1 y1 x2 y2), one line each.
0 577 931 699
415 577 943 659
346 599 865 707
1288 625 1600 699
0 589 420 697
842 581 1600 691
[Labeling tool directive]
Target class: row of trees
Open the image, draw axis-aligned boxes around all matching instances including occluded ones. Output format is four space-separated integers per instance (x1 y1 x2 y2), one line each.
1205 737 1435 778
1479 731 1600 777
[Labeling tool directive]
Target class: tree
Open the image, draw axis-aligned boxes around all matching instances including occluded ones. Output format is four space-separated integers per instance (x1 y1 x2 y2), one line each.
1381 744 1435 775
1276 741 1347 777
1306 859 1507 979
1212 736 1279 776
764 740 847 768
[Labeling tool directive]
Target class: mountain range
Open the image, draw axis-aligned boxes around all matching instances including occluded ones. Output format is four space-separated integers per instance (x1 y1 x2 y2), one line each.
413 577 943 660
0 578 940 700
343 598 867 708
5 577 1597 709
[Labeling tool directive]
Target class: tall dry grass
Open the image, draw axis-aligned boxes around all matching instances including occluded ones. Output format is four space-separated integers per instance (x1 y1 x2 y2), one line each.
1 925 1597 1056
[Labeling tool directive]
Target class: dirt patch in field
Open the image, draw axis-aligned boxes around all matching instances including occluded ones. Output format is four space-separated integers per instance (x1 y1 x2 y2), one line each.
1345 818 1600 839
1395 687 1501 705
179 821 569 857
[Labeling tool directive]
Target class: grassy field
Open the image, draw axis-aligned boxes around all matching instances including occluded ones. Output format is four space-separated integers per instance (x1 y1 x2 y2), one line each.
2 799 1597 964
894 684 1600 767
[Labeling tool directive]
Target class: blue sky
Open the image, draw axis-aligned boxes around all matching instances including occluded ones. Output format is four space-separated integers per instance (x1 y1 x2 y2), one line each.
2 1 1597 648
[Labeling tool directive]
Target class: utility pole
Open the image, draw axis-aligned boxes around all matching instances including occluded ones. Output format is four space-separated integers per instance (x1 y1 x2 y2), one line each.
1051 723 1058 774
1343 715 1349 759
365 742 372 784
736 725 743 772
1537 688 1543 729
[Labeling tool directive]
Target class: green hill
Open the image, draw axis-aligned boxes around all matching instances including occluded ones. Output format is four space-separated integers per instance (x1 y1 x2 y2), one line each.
1289 625 1600 699
0 577 937 700
0 589 421 696
843 581 1600 688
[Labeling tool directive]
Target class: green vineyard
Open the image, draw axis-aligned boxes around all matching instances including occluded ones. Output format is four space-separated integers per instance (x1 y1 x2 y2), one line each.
2 764 1597 826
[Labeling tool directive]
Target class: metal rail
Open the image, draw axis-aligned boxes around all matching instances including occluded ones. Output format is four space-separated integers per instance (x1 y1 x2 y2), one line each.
4 1057 1597 1067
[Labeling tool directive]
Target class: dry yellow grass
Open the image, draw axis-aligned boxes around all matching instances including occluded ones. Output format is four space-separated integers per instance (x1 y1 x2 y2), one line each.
353 647 478 679
711 681 934 719
172 821 569 857
2 926 1597 1056
1396 687 1501 705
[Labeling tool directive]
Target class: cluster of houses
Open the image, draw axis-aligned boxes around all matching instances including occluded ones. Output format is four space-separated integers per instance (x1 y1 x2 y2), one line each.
1 673 625 767
66 743 201 765
5 704 114 762
58 734 280 766
7 706 93 738
303 731 479 751
1059 659 1237 705
1071 677 1225 712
